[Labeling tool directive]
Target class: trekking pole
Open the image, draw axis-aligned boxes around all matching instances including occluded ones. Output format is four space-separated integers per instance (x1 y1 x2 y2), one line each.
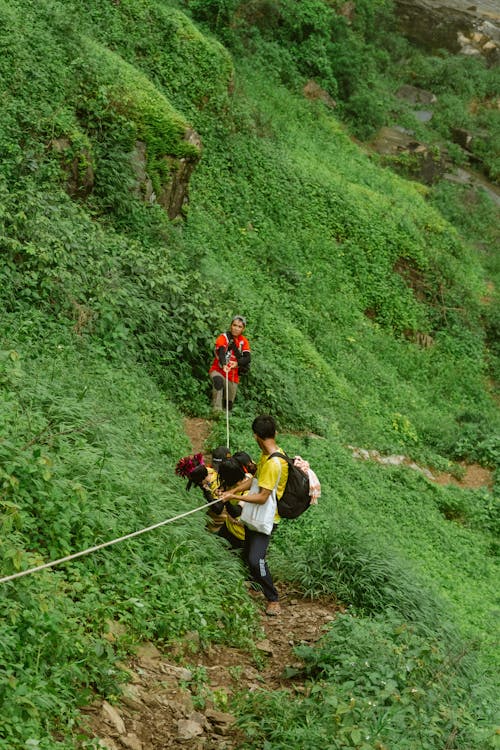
225 367 230 451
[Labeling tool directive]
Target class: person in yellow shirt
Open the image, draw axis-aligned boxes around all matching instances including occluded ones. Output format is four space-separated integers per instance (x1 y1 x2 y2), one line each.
220 415 287 616
216 457 249 549
204 446 230 534
175 446 230 533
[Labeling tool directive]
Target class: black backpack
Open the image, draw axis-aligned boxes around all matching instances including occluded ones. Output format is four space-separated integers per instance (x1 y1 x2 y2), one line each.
268 452 311 519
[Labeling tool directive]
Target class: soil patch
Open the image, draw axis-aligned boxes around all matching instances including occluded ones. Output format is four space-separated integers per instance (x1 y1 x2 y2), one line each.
432 461 494 490
82 587 340 749
349 445 494 490
183 417 213 458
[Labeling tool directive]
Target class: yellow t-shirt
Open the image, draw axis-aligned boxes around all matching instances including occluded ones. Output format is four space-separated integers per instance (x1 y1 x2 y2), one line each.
205 467 227 533
255 449 288 522
225 501 246 540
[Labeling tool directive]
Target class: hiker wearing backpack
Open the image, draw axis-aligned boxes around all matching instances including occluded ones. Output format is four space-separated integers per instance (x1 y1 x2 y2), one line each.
209 315 251 412
219 415 288 616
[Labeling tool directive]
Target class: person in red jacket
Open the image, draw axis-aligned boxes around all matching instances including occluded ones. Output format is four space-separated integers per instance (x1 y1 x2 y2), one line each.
209 315 251 412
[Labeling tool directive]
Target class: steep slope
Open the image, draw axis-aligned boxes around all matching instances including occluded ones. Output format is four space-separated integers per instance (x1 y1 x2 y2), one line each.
0 1 498 748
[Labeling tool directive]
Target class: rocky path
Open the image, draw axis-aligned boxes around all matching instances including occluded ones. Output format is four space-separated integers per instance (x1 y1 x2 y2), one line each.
82 589 340 749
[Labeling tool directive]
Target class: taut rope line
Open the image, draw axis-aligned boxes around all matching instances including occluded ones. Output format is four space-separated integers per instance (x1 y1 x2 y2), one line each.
0 498 222 585
225 367 230 451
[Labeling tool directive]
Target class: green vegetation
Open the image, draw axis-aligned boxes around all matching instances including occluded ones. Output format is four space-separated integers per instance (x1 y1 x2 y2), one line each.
0 0 498 748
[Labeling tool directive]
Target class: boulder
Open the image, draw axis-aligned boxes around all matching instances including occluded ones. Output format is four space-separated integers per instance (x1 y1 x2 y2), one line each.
394 0 500 58
396 85 437 106
370 126 446 185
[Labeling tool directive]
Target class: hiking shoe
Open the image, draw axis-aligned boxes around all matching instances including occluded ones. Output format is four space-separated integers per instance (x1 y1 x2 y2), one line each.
265 601 281 617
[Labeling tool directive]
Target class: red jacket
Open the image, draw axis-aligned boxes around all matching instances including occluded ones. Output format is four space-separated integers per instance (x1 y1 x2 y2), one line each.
209 332 250 383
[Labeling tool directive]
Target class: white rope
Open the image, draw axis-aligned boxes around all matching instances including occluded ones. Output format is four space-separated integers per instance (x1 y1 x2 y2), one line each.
225 367 230 451
0 498 222 585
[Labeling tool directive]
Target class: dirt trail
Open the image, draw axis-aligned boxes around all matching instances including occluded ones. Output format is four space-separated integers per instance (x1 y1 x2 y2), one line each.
183 417 213 458
83 588 340 749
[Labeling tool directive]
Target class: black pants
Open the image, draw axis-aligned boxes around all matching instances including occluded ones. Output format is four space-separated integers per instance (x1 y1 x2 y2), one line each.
243 526 278 602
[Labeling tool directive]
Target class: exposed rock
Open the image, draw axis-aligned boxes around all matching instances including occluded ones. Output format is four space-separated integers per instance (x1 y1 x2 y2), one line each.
443 167 500 206
370 127 446 184
177 718 204 740
159 663 193 682
370 126 417 155
348 446 437 480
394 0 500 58
452 127 474 151
303 80 336 109
157 127 202 219
205 709 237 734
120 733 143 750
188 711 209 729
413 110 434 123
83 595 339 749
396 85 437 106
130 141 156 204
135 643 162 669
479 19 500 44
130 128 202 220
96 739 119 750
50 136 95 198
405 331 435 349
102 701 127 736
120 685 144 712
255 638 274 655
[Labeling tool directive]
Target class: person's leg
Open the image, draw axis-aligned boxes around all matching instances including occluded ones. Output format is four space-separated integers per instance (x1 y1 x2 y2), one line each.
243 527 278 602
227 380 238 411
210 371 224 411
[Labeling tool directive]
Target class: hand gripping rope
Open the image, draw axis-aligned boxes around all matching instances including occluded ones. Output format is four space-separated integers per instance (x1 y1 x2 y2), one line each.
0 498 223 585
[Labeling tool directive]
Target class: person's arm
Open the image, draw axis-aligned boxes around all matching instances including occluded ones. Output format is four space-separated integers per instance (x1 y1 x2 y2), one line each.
200 485 225 514
238 350 251 373
224 500 243 518
221 484 271 505
219 475 252 502
240 486 271 505
217 345 227 368
215 332 231 368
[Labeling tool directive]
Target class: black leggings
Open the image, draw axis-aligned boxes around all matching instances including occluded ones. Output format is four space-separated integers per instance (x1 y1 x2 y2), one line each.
243 526 278 602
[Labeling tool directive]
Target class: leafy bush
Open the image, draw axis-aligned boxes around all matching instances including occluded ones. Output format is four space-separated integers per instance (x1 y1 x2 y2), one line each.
236 612 496 750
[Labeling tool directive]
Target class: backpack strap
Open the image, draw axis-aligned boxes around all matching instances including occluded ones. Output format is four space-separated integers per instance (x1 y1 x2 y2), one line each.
267 451 292 465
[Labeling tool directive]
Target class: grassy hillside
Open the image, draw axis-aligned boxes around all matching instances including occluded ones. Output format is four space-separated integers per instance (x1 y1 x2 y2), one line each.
0 1 498 748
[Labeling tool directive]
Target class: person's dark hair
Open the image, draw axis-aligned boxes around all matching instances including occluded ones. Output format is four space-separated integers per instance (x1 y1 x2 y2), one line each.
218 457 246 490
232 451 257 475
252 414 276 439
211 445 230 468
187 464 208 490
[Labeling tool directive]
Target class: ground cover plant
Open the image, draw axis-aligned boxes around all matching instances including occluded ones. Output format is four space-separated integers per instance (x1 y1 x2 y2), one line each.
0 0 498 747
